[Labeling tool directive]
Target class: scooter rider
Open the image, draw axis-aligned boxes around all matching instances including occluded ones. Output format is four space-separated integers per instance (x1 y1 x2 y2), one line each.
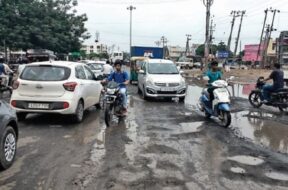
262 63 284 103
103 60 129 114
0 57 9 87
205 61 222 102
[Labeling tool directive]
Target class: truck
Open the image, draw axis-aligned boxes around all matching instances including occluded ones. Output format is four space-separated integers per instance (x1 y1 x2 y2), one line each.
110 51 124 63
131 46 164 59
130 46 164 83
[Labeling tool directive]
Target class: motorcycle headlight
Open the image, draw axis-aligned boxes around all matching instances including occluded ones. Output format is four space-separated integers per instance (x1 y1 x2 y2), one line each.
107 88 116 94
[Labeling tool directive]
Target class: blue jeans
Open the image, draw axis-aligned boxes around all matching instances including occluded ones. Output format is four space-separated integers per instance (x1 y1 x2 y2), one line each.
119 88 127 108
263 85 275 101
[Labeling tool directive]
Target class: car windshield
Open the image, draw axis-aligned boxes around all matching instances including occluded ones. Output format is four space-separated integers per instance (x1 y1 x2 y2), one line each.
148 63 179 74
20 65 71 81
88 63 103 70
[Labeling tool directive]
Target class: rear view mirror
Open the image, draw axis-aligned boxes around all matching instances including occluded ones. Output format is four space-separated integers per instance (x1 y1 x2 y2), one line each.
179 70 184 74
203 76 209 81
95 74 104 81
138 70 145 74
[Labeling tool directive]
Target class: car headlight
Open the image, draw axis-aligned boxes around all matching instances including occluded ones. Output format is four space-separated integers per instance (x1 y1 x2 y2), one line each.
146 79 154 86
180 78 186 86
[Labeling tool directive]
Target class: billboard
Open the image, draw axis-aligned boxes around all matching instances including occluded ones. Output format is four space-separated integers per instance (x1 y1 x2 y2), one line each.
131 46 164 59
243 44 264 62
216 51 229 58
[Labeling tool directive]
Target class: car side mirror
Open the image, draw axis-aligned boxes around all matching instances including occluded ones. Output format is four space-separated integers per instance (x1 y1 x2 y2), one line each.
138 70 145 74
95 74 104 81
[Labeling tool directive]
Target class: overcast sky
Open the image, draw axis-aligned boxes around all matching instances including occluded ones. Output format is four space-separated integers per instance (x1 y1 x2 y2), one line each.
77 0 288 52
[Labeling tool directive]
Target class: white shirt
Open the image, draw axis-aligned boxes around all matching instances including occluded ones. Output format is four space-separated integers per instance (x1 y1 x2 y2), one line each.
4 64 13 73
102 64 114 75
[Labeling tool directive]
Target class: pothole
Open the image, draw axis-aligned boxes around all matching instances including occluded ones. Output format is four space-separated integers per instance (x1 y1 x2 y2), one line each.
227 155 264 166
265 172 288 181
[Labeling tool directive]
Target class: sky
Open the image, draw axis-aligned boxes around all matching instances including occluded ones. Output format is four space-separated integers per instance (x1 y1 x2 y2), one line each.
76 0 288 52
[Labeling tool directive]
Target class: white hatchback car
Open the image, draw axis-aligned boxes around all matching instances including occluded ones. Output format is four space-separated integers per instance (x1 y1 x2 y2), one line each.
10 61 103 123
138 59 187 101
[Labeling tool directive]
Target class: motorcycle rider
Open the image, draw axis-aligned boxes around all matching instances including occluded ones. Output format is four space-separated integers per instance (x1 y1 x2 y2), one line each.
103 60 129 114
205 61 222 102
102 60 114 77
262 63 284 103
0 57 9 87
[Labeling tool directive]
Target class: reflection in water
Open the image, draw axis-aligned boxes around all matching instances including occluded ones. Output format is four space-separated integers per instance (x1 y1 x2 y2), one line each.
232 111 288 154
265 171 288 181
228 83 255 99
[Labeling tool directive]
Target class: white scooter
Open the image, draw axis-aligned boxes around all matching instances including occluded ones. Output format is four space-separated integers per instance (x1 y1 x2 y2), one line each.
198 77 233 128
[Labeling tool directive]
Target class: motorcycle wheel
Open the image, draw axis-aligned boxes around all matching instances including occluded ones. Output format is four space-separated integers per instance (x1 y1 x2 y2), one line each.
219 111 231 128
279 96 288 113
105 105 113 127
249 91 263 108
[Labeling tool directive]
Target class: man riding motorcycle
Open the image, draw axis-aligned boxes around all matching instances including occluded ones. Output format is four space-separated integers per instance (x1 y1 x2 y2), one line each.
262 63 284 103
102 60 129 114
0 58 10 87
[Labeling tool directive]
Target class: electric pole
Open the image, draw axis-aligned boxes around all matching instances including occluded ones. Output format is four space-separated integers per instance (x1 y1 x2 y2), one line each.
185 34 192 56
203 0 214 68
257 9 268 68
227 11 240 52
161 36 168 59
234 10 246 58
263 8 280 67
209 16 216 54
155 41 161 47
127 5 136 57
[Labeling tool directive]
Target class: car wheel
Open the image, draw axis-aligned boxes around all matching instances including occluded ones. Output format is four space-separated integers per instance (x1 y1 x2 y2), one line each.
142 85 148 100
16 113 27 121
0 126 17 170
73 101 84 123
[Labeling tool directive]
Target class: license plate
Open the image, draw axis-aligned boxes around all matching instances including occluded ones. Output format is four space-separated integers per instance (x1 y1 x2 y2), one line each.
161 87 174 92
28 103 49 109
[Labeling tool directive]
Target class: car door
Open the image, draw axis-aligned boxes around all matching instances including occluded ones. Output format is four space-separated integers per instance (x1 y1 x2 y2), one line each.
83 65 100 106
75 65 90 109
138 62 147 91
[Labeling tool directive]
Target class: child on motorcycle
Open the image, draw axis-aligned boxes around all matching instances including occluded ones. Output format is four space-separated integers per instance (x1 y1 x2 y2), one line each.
204 61 222 102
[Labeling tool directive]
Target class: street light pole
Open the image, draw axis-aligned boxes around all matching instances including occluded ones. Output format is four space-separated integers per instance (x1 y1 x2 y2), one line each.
127 5 136 58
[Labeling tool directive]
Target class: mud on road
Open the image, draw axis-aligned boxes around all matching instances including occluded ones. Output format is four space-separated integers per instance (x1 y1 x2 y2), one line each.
1 84 288 190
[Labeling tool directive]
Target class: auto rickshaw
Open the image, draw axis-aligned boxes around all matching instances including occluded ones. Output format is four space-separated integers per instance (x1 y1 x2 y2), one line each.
130 57 149 84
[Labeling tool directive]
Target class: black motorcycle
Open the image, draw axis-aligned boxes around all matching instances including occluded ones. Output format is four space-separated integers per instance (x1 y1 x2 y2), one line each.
249 77 288 112
103 81 126 127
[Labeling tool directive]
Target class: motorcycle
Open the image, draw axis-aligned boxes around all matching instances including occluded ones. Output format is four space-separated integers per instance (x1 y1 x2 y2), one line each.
198 77 233 128
0 73 13 98
103 81 126 127
249 77 288 112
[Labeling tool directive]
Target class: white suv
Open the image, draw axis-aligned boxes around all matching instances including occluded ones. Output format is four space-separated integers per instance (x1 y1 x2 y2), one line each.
10 61 103 123
138 59 187 101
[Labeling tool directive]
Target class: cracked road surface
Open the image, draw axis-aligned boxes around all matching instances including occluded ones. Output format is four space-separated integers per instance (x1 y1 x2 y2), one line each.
1 84 288 190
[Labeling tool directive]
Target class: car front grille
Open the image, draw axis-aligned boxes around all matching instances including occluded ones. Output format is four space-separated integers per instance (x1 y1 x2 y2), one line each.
168 83 180 87
155 83 166 87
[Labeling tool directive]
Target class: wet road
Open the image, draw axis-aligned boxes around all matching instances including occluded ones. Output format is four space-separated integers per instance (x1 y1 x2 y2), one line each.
1 84 288 190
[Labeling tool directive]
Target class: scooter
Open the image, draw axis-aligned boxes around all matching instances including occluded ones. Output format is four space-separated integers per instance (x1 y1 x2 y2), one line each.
198 77 233 128
249 77 288 112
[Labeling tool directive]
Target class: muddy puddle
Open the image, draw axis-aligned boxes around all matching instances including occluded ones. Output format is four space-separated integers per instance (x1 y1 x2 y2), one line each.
186 85 288 154
231 111 288 154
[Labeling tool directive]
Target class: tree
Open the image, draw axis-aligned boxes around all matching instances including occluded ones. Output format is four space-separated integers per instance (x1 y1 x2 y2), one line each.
0 0 90 53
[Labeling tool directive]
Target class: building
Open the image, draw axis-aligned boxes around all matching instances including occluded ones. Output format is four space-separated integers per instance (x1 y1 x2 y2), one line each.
167 46 186 60
81 43 108 55
277 31 288 66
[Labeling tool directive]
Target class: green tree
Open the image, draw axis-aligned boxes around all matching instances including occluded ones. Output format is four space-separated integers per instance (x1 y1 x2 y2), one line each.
0 0 90 53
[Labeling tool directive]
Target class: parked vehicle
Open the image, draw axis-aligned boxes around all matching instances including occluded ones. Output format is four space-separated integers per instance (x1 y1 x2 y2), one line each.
249 77 288 112
0 100 18 170
10 61 103 123
103 81 126 127
83 60 105 78
138 59 187 101
198 78 233 128
176 56 193 69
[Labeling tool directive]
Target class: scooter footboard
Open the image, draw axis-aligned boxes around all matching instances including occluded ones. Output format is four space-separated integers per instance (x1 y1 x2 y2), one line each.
218 103 230 112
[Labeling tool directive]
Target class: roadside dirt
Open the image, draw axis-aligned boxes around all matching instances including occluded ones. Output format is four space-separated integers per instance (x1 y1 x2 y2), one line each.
184 69 271 84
